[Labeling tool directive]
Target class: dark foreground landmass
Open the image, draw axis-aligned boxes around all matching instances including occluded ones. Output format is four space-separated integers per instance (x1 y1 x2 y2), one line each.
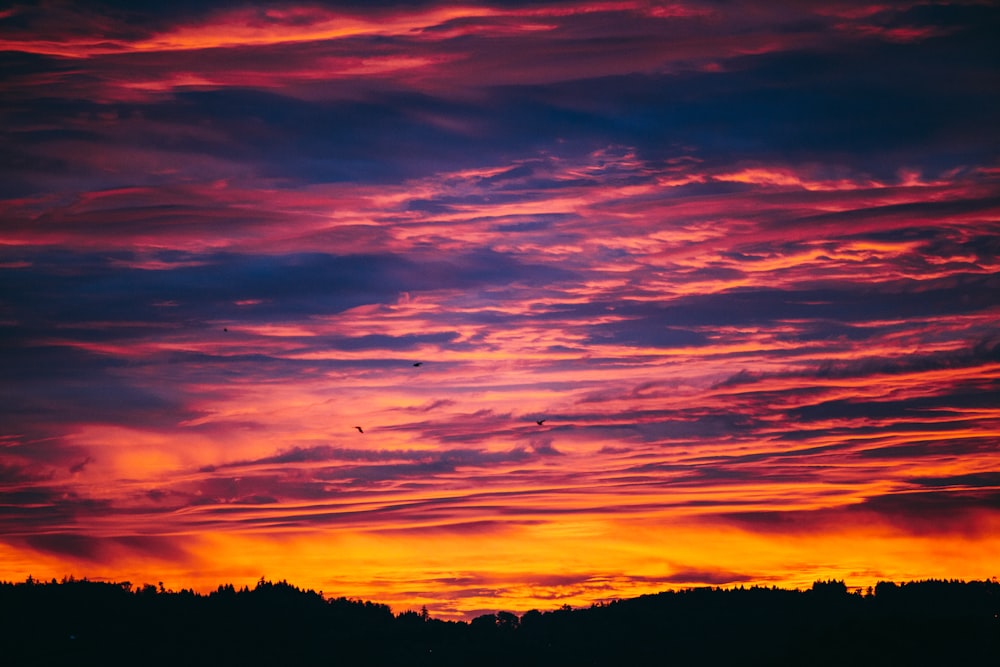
1 577 997 666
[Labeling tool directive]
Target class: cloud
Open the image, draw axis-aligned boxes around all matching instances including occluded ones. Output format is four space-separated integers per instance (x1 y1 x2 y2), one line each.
857 490 1000 536
722 488 1000 538
398 399 457 413
1 248 575 325
0 488 110 536
906 472 1000 490
21 533 190 563
661 567 756 586
0 0 998 615
788 381 999 424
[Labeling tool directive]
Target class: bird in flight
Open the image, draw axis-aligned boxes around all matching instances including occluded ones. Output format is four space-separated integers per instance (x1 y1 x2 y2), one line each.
536 419 546 426
354 426 364 434
413 362 422 367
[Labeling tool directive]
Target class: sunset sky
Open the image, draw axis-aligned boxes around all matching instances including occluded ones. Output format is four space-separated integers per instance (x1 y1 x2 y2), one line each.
2 0 999 620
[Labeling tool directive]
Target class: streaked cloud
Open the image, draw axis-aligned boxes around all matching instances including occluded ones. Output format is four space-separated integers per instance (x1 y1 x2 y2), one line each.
1 0 997 619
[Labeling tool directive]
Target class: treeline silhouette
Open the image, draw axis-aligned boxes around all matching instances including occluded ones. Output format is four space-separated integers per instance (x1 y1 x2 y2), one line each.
1 576 997 666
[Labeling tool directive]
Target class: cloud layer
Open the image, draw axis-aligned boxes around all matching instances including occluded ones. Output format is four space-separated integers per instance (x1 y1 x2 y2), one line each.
1 0 998 618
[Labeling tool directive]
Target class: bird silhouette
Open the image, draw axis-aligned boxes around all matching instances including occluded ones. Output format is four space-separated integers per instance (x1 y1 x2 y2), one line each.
413 362 422 367
354 426 364 434
223 327 228 332
536 419 546 426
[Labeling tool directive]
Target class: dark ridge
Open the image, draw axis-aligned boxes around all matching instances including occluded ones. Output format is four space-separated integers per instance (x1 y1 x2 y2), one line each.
0 577 997 666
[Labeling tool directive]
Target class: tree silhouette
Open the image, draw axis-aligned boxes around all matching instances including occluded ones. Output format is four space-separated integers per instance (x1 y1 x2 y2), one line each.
0 577 997 666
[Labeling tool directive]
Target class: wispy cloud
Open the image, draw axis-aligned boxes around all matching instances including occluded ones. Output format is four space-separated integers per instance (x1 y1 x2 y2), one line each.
1 0 997 619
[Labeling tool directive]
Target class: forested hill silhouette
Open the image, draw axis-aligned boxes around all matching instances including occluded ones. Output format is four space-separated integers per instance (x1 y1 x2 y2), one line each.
1 577 997 666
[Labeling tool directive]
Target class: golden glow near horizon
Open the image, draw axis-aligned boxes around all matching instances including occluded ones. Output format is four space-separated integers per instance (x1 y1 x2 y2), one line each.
1 0 998 620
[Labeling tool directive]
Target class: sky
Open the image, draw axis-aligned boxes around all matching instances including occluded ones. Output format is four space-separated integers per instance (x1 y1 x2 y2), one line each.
1 0 999 620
